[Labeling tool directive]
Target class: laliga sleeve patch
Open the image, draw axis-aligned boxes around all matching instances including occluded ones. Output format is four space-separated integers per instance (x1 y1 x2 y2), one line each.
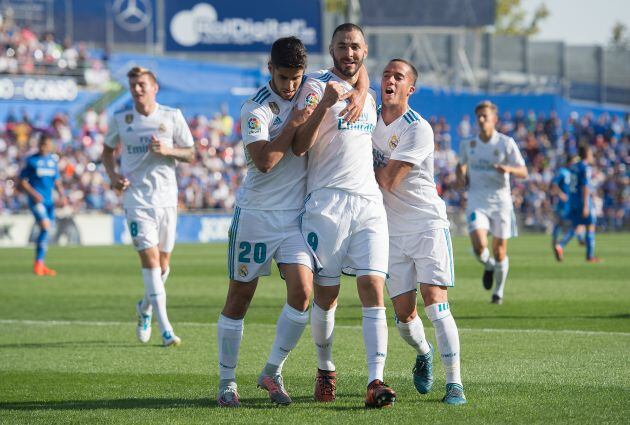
305 92 319 107
247 116 261 135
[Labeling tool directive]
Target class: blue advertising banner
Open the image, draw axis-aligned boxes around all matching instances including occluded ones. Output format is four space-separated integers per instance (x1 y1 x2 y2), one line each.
114 214 233 245
165 0 322 52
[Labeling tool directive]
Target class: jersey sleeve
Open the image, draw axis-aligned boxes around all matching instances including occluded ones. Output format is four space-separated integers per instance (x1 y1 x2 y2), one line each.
240 102 272 147
505 137 526 167
580 165 592 188
19 158 34 180
173 109 194 148
104 115 120 148
296 77 324 110
390 121 433 166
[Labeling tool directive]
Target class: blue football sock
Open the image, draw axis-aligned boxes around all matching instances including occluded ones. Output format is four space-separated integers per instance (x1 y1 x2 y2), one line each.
585 230 595 260
36 228 49 262
559 228 574 248
552 224 561 245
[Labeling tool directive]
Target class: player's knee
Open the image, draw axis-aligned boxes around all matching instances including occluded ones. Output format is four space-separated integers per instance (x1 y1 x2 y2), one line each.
40 220 51 231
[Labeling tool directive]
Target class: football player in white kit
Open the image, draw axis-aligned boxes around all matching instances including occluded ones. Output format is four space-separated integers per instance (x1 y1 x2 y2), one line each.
215 37 367 408
103 67 195 347
293 23 396 408
372 59 466 405
456 101 528 304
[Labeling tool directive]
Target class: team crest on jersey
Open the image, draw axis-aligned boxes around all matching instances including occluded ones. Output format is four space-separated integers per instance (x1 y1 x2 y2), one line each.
268 101 280 115
158 123 166 133
125 114 133 124
388 135 399 150
247 116 261 134
238 264 248 278
470 140 476 148
305 92 319 107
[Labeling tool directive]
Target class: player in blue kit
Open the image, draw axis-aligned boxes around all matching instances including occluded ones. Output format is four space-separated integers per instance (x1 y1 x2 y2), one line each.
556 145 600 263
18 133 66 276
550 161 571 259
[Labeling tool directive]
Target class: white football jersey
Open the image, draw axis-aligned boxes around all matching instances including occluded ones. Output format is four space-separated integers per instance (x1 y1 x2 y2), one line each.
297 70 381 200
236 82 307 210
459 130 525 210
105 104 194 209
372 108 449 236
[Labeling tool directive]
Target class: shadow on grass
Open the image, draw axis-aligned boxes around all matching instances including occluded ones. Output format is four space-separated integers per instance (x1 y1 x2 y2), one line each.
0 395 366 411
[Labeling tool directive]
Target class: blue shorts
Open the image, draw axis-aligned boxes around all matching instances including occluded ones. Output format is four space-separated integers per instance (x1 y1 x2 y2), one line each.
569 208 595 227
555 205 570 221
30 202 55 223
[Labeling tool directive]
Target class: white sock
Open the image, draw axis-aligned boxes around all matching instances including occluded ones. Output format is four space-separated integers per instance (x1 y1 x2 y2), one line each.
140 266 170 315
425 302 462 385
396 315 431 355
493 257 509 298
142 267 172 334
266 304 309 374
311 302 336 371
217 314 244 382
475 247 495 271
362 306 388 385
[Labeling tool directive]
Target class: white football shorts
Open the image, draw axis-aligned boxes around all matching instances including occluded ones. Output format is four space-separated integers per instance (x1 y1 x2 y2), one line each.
466 206 518 239
125 207 177 253
300 188 389 286
386 228 455 299
227 207 313 283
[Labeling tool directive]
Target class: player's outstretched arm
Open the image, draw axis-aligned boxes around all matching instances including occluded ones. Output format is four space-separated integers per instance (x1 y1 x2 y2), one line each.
54 179 67 206
102 145 129 191
374 159 413 191
339 65 369 123
494 164 528 178
249 106 312 173
293 82 350 156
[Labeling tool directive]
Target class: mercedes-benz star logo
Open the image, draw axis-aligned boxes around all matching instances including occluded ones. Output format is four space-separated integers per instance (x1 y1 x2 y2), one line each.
113 0 152 32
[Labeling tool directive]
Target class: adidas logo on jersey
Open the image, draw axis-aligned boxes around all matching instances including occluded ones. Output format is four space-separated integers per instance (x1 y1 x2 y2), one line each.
126 126 133 132
273 116 282 126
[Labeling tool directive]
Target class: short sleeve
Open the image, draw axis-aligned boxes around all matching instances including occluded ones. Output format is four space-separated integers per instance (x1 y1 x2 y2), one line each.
506 137 526 167
173 109 194 148
104 115 120 148
19 159 33 180
390 121 433 166
296 77 324 111
240 102 271 146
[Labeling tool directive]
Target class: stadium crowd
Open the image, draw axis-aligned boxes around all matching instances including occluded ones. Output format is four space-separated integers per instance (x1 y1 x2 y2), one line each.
0 10 107 84
0 106 628 231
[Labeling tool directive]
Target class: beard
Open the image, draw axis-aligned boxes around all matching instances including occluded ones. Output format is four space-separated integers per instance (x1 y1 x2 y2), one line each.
333 54 364 78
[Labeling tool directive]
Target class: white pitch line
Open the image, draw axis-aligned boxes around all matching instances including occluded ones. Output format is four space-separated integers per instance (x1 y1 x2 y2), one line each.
0 319 628 337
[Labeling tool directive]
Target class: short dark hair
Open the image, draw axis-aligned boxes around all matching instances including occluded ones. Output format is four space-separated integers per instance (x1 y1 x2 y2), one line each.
38 132 52 145
127 66 157 83
332 23 364 39
270 36 307 69
388 59 418 85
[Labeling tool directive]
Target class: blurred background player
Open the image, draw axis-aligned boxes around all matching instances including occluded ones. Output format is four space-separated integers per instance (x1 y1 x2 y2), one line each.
372 59 466 405
216 36 315 408
550 157 572 255
293 23 396 408
456 101 528 304
18 133 67 276
556 144 600 262
102 67 194 347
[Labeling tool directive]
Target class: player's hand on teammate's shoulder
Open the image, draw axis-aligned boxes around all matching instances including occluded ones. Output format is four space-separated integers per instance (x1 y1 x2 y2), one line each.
321 81 350 108
150 135 170 156
287 105 313 128
339 88 366 123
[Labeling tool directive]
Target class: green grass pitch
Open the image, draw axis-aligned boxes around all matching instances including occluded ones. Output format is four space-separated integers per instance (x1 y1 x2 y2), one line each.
1 234 628 424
